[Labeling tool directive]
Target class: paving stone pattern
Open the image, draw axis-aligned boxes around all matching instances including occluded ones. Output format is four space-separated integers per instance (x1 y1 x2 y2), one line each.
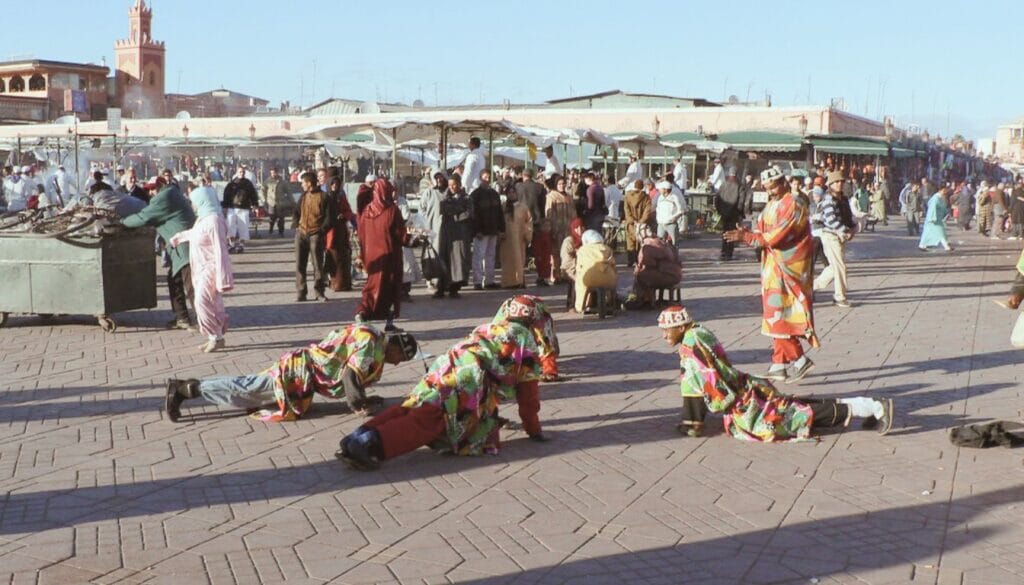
1 223 1023 584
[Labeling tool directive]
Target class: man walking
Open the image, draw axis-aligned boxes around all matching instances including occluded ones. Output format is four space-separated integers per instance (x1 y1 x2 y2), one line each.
261 167 294 237
715 168 747 260
515 169 550 286
222 166 259 253
293 171 331 302
470 169 505 290
904 182 923 236
813 171 855 309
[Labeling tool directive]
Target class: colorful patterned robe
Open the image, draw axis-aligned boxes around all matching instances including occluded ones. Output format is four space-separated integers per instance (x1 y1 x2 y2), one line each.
746 191 819 347
402 321 541 455
491 295 560 361
260 324 386 421
678 324 814 442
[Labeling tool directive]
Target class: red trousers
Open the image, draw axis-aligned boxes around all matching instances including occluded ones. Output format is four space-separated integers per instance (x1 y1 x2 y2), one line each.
365 381 542 460
771 337 805 364
364 403 446 460
532 231 552 281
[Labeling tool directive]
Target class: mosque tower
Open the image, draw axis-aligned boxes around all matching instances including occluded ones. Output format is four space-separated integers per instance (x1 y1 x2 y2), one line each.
114 0 165 118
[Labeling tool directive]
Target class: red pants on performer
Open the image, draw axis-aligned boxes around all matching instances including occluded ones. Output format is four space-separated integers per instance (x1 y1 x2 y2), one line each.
771 337 805 364
532 231 552 281
364 403 446 460
364 381 542 460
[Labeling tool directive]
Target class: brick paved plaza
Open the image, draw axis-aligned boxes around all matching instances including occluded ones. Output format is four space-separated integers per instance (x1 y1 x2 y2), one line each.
2 224 1023 585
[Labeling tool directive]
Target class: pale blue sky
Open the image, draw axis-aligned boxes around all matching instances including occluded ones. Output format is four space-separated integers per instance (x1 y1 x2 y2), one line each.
2 0 1016 139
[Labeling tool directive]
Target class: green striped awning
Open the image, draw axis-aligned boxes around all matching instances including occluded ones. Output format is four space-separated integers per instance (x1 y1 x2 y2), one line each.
714 131 805 153
810 135 890 156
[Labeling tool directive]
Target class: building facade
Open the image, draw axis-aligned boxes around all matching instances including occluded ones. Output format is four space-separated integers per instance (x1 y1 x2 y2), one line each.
0 60 110 124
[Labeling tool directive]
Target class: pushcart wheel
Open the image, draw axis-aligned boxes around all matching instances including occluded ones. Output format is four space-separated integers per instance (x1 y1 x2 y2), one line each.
98 316 117 333
0 312 7 328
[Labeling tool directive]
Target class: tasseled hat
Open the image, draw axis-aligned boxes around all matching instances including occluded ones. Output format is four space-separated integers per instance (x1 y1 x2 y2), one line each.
657 305 692 329
504 295 540 322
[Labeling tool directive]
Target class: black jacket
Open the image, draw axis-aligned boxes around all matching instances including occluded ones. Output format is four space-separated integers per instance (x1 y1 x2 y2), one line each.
470 185 506 236
514 180 547 226
222 178 259 209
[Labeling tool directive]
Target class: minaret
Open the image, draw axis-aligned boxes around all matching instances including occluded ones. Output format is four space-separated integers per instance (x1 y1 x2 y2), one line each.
114 0 165 118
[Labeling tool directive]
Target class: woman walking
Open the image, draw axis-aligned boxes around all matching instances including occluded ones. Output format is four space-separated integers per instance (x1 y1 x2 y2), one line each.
169 175 234 352
919 185 954 252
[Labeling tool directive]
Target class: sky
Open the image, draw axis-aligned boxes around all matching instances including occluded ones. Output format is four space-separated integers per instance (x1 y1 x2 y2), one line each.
3 0 1018 140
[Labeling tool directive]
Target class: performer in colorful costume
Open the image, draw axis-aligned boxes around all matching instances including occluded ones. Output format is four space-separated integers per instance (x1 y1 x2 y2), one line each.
164 324 418 422
724 165 819 383
657 305 894 442
492 294 561 381
337 320 546 470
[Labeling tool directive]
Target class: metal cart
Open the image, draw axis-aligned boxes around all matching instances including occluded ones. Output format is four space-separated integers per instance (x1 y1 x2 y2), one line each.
0 210 157 332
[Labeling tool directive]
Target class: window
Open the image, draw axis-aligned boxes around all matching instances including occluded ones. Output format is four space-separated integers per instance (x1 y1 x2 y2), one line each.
148 71 155 86
9 76 24 92
0 79 5 93
28 74 45 91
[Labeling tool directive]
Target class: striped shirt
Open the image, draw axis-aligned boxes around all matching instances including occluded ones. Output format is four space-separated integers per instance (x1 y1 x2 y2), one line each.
817 193 849 234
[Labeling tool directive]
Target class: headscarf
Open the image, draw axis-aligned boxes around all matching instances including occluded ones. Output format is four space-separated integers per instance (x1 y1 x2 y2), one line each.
189 185 221 219
365 178 395 217
569 218 585 248
581 229 604 245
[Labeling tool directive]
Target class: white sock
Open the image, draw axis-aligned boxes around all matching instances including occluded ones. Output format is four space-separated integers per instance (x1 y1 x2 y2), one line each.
793 356 808 369
838 397 883 418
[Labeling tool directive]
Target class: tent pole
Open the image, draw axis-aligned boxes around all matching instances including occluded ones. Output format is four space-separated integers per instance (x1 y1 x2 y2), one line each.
391 127 397 181
442 124 448 172
487 128 494 174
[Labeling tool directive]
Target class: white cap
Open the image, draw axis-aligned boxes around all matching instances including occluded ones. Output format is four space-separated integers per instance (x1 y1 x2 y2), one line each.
365 174 377 183
20 165 31 173
655 180 673 190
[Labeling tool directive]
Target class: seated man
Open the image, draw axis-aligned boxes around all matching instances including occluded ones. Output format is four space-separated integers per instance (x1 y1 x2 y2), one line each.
573 229 617 313
623 224 681 310
657 305 894 441
492 294 560 381
337 320 547 470
559 218 584 284
164 324 418 422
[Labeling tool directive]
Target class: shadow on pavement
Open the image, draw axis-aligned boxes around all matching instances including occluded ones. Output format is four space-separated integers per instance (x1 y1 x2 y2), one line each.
452 485 1021 585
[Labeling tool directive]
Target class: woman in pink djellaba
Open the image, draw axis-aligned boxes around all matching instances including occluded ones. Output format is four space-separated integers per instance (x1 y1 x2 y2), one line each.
170 175 234 352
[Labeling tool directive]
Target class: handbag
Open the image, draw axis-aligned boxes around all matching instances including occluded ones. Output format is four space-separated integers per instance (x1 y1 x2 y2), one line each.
420 241 444 281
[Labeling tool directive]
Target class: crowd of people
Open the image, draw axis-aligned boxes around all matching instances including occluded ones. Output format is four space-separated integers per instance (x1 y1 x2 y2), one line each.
14 139 1024 466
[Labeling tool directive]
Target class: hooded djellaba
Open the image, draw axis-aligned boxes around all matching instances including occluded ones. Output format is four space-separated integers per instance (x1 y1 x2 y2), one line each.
355 178 417 327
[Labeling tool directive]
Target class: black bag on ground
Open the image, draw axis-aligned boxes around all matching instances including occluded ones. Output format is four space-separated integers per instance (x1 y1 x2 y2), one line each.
949 421 1024 448
420 242 445 281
